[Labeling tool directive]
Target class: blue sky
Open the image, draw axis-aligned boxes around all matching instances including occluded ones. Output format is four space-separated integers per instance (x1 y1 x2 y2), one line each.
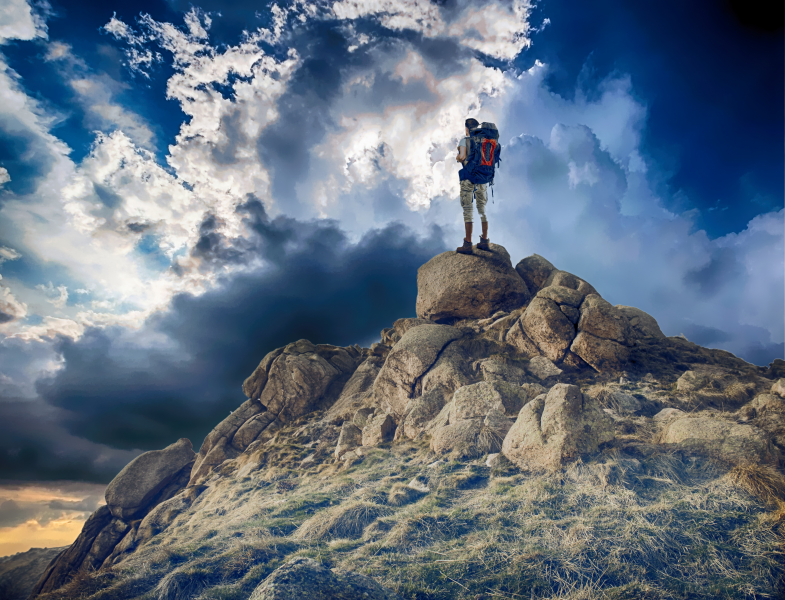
0 0 782 553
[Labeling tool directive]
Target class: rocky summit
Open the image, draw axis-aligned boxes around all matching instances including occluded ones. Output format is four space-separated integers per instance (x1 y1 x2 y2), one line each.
25 248 785 600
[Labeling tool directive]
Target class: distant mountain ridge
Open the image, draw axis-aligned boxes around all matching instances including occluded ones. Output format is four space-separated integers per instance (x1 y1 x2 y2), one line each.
26 246 785 600
0 547 66 600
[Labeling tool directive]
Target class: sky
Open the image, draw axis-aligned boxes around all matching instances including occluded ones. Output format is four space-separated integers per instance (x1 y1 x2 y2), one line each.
0 0 782 555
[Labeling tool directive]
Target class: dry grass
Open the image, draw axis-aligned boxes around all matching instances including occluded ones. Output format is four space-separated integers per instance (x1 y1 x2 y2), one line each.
293 501 391 541
726 463 785 508
387 483 424 506
155 568 213 600
32 412 785 600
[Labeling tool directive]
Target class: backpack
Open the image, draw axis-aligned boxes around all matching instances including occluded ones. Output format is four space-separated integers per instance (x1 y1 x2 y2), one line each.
461 122 502 186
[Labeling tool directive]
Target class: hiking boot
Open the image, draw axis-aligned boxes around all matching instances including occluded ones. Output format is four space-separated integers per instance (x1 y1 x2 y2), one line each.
476 236 491 251
456 239 473 254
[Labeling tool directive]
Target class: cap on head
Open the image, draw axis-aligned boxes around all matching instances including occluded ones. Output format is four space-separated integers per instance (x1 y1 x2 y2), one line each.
465 118 480 130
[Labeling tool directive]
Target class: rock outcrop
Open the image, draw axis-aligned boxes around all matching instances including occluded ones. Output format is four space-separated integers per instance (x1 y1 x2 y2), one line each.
659 416 780 466
28 245 784 600
105 438 195 520
370 324 462 417
502 384 614 471
416 243 530 321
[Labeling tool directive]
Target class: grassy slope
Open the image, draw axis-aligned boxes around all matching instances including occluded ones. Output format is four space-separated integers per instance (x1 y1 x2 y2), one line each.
34 340 785 600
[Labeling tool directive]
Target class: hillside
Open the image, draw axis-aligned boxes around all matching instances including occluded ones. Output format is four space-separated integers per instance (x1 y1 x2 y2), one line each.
0 547 67 600
26 247 785 600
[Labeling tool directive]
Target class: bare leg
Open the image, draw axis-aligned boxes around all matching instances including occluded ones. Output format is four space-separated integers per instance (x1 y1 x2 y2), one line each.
465 222 473 243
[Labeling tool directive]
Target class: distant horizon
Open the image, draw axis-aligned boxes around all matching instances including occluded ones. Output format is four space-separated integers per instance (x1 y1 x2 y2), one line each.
0 0 782 556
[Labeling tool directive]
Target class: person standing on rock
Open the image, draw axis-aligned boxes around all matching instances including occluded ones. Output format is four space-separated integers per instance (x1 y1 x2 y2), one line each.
456 118 501 254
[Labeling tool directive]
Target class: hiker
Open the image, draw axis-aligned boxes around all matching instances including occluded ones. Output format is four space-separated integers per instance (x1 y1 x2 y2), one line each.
455 118 501 254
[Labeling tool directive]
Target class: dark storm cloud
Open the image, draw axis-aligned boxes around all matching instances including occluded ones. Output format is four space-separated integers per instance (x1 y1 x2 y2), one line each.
0 499 38 527
0 399 131 483
741 342 785 368
681 323 733 346
47 494 102 512
25 201 445 480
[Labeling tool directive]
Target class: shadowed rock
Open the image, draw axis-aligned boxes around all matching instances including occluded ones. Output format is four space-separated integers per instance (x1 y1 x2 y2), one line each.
27 506 113 598
106 438 196 520
616 305 665 339
659 416 780 466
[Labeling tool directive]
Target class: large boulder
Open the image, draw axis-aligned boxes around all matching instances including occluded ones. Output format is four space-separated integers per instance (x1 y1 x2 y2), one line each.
416 244 530 322
242 347 285 401
431 413 510 458
659 416 779 466
502 384 614 472
515 254 556 295
371 324 462 416
577 295 633 345
520 297 576 363
259 341 348 421
249 557 401 600
105 438 195 520
570 331 629 372
324 356 384 423
615 305 665 339
451 380 530 420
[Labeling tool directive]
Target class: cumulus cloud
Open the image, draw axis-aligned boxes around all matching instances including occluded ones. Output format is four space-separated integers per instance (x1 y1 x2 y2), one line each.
0 0 48 44
35 282 69 309
0 285 27 325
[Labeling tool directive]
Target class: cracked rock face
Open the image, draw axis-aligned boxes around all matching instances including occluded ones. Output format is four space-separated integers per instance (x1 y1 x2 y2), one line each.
502 384 614 471
416 243 530 322
370 324 463 417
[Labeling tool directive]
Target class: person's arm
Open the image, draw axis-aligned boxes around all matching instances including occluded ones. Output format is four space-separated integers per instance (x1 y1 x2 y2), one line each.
456 143 467 162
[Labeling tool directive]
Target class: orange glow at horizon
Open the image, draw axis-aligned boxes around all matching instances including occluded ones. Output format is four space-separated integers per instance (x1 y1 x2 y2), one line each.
0 513 86 557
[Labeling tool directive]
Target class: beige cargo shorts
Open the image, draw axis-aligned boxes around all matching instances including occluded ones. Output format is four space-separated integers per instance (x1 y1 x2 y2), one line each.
460 180 488 223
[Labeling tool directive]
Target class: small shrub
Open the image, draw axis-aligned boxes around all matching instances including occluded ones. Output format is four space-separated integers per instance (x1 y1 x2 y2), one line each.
155 568 215 600
294 501 391 540
726 463 785 507
387 482 424 506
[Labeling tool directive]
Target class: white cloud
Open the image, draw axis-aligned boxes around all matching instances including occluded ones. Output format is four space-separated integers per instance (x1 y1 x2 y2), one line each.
0 2 780 363
44 42 157 150
0 285 27 323
35 282 69 308
0 0 48 44
0 245 21 263
332 0 532 60
0 166 10 186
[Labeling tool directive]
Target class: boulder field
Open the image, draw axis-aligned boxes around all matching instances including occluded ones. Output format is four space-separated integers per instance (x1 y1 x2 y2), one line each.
28 247 785 600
